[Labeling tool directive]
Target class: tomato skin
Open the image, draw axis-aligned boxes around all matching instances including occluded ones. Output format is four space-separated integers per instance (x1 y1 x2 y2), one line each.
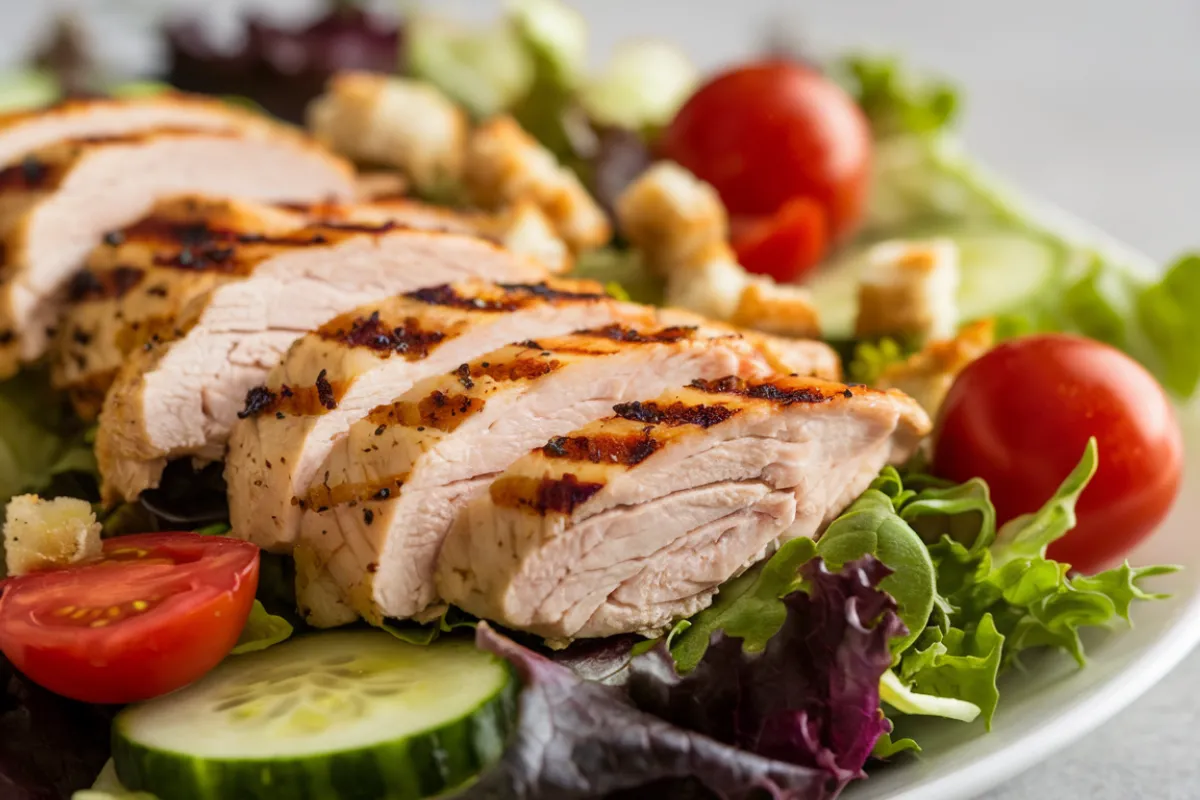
660 60 872 242
0 533 259 703
731 197 828 283
932 334 1183 574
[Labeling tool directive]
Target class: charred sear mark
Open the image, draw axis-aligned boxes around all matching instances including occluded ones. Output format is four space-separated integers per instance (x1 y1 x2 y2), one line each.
0 329 13 345
155 245 237 271
491 473 605 515
577 324 697 344
66 266 145 302
407 281 603 314
239 385 277 419
319 311 447 359
318 220 399 235
612 400 738 429
315 369 337 410
453 363 474 389
690 376 833 405
297 473 407 511
0 155 53 191
542 432 661 466
496 281 607 303
469 356 562 383
368 391 485 433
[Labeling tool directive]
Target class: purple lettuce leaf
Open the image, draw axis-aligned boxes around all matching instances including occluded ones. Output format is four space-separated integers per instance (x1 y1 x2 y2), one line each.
458 555 901 800
457 624 833 800
629 557 905 792
0 655 116 799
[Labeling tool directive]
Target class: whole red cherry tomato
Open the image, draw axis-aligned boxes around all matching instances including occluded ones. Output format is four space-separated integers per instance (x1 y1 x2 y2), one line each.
660 60 872 244
932 334 1183 574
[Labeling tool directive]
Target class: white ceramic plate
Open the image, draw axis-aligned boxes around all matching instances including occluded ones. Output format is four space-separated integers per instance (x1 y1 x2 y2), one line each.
845 402 1200 800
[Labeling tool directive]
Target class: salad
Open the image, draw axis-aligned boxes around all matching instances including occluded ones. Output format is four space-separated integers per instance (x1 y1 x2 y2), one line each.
0 2 1192 800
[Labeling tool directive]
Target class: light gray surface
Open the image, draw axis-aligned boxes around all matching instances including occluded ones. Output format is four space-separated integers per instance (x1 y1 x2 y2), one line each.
5 2 1199 798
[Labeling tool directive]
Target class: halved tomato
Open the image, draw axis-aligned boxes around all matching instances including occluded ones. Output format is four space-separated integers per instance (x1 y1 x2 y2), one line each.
0 533 259 703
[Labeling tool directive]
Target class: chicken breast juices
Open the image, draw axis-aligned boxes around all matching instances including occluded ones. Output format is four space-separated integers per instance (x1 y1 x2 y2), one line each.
52 194 538 418
94 227 548 503
437 376 930 641
226 279 657 552
295 325 773 626
0 129 355 377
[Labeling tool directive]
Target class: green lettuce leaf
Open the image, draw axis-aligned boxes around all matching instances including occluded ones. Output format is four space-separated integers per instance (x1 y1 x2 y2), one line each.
834 54 960 138
379 606 479 646
885 441 1174 732
230 601 293 655
667 537 817 673
990 438 1097 568
817 471 937 653
878 669 980 723
847 337 908 386
0 370 97 506
898 615 1003 726
1136 253 1200 397
871 727 921 759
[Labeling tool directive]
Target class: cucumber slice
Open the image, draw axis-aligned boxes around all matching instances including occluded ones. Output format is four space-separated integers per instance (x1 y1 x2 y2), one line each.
112 632 516 800
810 228 1068 339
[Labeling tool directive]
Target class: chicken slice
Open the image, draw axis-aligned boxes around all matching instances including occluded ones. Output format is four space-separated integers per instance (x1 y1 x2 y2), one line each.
53 194 569 418
295 325 774 626
439 376 929 640
93 226 548 503
0 128 355 377
0 94 276 166
226 278 657 553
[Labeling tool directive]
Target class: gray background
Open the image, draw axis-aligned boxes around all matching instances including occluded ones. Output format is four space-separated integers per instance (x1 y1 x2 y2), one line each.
3 1 1198 797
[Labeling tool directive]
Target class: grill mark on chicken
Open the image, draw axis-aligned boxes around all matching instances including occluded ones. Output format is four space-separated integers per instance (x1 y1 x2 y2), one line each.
611 400 739 429
541 432 661 466
406 281 608 313
690 376 845 405
296 474 408 512
66 266 145 302
315 311 448 358
367 391 486 433
238 373 358 419
490 473 605 515
574 324 697 344
468 355 562 383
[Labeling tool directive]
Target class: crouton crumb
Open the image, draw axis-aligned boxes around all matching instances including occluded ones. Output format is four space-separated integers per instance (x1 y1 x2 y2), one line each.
3 494 101 577
855 239 960 341
463 116 611 252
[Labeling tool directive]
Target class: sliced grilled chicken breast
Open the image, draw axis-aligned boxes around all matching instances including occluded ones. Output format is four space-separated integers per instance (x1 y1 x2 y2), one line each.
0 94 273 166
94 227 548 503
294 325 774 627
0 129 355 376
438 376 929 640
226 278 658 553
52 196 310 416
52 193 525 417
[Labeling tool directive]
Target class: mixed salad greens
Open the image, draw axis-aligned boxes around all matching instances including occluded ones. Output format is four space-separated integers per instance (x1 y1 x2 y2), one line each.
0 2 1192 799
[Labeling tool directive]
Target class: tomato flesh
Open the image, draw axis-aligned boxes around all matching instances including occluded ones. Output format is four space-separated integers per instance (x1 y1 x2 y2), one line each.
932 334 1183 574
731 196 828 283
660 60 872 243
0 533 259 703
